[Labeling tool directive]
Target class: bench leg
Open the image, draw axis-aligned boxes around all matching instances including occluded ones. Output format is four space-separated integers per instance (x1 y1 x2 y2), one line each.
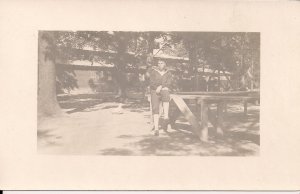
216 102 224 135
196 100 201 116
200 100 208 142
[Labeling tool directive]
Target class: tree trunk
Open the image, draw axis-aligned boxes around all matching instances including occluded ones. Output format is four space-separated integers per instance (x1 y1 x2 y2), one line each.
146 32 155 67
114 67 127 100
218 65 221 91
251 51 254 91
188 42 198 91
113 32 129 100
38 31 61 117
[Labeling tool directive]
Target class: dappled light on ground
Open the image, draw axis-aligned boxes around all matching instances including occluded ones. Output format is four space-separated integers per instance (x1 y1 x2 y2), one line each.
38 94 259 156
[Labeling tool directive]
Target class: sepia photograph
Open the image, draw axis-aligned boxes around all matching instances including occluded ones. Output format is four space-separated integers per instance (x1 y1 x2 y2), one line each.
1 0 300 190
37 31 260 156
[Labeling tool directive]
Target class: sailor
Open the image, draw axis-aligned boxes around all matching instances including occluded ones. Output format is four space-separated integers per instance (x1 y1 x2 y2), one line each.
147 59 173 136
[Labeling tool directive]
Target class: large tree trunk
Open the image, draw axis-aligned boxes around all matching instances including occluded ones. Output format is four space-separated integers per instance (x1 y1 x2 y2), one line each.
114 66 127 100
113 32 128 100
38 31 61 117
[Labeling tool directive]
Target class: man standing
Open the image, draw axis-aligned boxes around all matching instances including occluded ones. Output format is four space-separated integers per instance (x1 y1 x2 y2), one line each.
147 59 173 136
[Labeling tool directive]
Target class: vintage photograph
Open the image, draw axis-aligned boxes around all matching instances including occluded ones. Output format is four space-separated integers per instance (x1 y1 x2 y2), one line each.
37 31 260 156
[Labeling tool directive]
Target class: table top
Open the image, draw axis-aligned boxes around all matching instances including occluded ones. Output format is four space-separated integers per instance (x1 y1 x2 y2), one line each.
147 93 260 102
175 90 259 96
170 94 259 102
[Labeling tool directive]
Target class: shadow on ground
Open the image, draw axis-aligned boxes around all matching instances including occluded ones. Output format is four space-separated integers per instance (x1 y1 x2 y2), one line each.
37 129 63 147
98 106 260 156
58 93 149 114
43 93 259 156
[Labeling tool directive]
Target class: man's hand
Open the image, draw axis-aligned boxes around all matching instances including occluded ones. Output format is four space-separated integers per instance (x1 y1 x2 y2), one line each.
156 85 162 94
162 87 169 91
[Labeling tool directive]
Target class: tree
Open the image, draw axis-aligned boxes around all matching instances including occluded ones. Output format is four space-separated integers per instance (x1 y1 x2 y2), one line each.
38 31 260 116
38 31 61 117
112 32 131 99
55 31 164 98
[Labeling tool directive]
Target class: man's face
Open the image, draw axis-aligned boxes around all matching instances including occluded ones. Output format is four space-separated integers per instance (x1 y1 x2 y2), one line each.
158 60 166 70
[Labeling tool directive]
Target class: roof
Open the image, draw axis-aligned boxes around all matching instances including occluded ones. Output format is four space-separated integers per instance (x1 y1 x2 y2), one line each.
57 47 233 76
70 60 114 67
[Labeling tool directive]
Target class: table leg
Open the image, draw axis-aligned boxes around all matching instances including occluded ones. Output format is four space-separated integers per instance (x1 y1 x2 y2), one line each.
195 100 200 118
200 100 208 142
216 101 224 135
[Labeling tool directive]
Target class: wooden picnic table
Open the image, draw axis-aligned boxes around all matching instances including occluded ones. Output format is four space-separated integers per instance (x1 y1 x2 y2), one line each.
169 94 259 142
147 91 259 142
196 95 258 141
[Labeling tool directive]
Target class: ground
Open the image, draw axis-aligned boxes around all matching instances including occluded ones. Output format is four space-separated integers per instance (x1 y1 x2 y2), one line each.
37 93 260 156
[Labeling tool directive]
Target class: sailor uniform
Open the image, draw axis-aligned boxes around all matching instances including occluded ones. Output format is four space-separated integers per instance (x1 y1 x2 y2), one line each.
147 66 173 114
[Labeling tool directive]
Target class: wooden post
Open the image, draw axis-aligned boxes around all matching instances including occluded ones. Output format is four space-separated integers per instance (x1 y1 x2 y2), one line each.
216 101 224 135
218 66 220 91
251 57 254 91
200 99 209 142
195 99 200 118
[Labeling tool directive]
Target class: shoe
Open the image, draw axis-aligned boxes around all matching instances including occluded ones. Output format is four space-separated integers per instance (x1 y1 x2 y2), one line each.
154 130 159 136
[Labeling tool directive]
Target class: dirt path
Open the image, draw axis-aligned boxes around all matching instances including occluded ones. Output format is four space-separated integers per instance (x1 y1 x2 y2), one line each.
38 99 260 156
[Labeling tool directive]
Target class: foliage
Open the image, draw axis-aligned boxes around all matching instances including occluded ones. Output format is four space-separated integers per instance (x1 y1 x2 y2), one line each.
56 69 78 94
50 31 260 93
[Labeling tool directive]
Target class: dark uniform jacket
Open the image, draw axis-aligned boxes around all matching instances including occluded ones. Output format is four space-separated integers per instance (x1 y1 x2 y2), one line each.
147 66 173 90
